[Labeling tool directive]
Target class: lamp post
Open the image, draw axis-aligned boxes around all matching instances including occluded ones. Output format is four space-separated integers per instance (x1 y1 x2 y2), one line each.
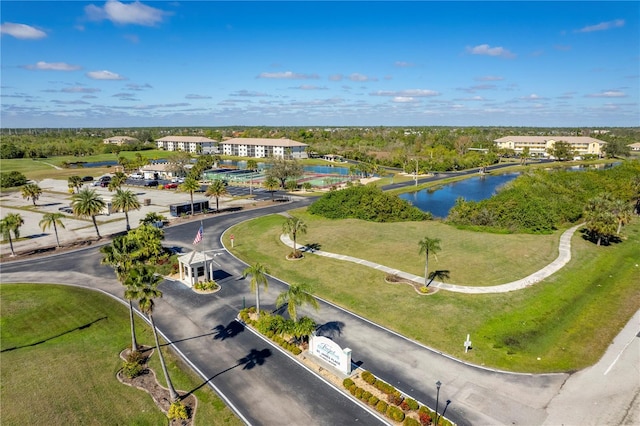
435 380 441 425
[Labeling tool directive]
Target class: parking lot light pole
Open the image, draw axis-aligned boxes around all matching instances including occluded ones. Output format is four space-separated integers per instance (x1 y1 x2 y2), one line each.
435 380 441 425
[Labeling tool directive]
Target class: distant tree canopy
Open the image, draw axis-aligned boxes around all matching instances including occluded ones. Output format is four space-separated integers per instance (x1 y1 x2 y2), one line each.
446 160 640 234
0 171 28 188
308 184 431 222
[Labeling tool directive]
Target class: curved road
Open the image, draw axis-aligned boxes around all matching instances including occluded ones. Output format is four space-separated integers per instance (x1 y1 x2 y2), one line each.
2 197 638 425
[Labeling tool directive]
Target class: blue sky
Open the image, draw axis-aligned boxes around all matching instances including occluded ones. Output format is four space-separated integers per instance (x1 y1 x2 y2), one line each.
1 1 638 128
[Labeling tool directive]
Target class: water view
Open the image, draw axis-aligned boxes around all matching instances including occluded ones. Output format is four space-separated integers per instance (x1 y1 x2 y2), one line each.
399 173 520 218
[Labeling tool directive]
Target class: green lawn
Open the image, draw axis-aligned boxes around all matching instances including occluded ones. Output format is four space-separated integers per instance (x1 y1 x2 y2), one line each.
0 284 242 426
228 214 640 373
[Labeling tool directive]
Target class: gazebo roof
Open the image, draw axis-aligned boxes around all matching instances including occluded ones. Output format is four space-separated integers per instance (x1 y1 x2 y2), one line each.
177 251 210 266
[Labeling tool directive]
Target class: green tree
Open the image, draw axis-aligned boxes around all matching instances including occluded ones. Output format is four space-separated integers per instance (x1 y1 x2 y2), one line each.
611 199 633 235
101 235 141 352
0 171 27 188
246 159 258 171
71 188 106 239
275 282 319 321
205 179 228 211
263 177 279 201
140 212 167 227
127 224 164 261
265 158 303 189
0 213 24 256
21 183 42 206
112 189 141 231
68 175 83 193
282 215 307 256
39 212 66 248
242 262 270 317
418 237 441 287
179 176 201 215
128 265 179 401
583 195 617 246
603 139 631 158
547 140 574 161
167 151 192 177
107 172 128 192
291 316 317 343
520 147 531 166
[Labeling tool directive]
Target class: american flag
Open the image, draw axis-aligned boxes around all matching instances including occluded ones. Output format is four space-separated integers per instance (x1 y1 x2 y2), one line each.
193 225 203 245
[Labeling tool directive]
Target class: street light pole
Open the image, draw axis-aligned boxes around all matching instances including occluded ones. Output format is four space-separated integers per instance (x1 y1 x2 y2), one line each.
435 380 441 425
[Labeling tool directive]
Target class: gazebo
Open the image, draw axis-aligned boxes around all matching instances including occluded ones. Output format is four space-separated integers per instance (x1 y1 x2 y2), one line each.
177 251 215 287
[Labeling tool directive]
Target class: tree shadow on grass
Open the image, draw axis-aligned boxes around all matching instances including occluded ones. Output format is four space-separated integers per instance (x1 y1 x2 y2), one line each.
1 316 107 353
183 348 272 396
303 242 322 253
579 228 623 246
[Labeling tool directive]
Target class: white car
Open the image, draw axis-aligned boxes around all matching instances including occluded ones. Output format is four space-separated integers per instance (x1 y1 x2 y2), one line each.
129 173 144 180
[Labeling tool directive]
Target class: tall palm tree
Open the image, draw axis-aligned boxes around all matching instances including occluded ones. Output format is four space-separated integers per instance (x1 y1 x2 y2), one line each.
101 236 141 352
179 176 201 215
21 183 42 206
282 216 307 255
71 188 106 239
263 177 279 201
68 175 83 193
112 188 141 231
129 265 178 401
276 282 319 321
205 179 228 211
242 262 270 317
107 172 128 192
418 236 441 288
1 213 24 257
39 212 66 248
246 159 258 172
611 199 632 235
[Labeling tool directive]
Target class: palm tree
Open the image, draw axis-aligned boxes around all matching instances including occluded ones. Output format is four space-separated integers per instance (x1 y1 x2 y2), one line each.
612 199 633 235
112 188 141 231
282 215 307 255
263 177 279 201
107 172 128 192
418 236 441 288
68 175 83 193
276 282 319 321
39 212 66 248
179 176 201 215
139 212 167 227
205 179 228 211
128 265 179 401
1 213 24 257
584 195 617 246
246 159 258 172
242 262 270 317
71 188 106 239
21 183 42 206
101 236 141 352
291 316 317 343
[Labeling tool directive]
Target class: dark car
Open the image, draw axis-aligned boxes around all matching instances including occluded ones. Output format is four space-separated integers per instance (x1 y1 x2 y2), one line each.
145 180 159 187
100 180 110 187
81 176 94 182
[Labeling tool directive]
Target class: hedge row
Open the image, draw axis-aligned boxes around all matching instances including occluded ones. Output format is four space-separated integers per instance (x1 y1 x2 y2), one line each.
238 308 302 356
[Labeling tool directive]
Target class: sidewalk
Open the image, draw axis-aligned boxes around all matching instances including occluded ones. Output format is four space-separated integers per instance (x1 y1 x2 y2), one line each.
280 222 582 294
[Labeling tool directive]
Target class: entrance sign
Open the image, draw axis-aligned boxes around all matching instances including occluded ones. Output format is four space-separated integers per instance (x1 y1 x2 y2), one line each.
309 334 352 375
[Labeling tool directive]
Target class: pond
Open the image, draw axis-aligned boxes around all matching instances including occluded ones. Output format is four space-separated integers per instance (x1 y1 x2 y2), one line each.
399 173 520 218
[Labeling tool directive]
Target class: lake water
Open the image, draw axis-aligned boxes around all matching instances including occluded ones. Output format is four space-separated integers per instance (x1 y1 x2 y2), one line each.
399 173 520 218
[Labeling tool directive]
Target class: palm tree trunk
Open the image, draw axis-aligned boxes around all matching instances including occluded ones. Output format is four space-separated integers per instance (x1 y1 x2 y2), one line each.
91 216 101 238
424 252 429 287
190 192 194 215
256 285 260 316
53 222 61 247
149 314 178 401
617 220 622 235
8 234 15 256
125 211 131 232
129 300 138 352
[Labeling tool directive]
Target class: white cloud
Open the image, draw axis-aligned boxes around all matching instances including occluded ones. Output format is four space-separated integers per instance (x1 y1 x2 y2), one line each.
371 89 440 97
586 90 626 98
86 70 126 80
0 22 47 39
185 94 212 99
575 19 624 33
521 93 544 100
62 86 101 93
467 44 515 58
85 0 169 26
24 61 81 71
329 74 343 81
294 85 328 90
394 61 415 67
392 96 416 103
349 73 376 82
257 71 319 79
475 76 504 81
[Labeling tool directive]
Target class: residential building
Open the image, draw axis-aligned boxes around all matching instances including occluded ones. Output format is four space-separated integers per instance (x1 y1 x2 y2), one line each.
156 136 219 154
493 136 607 157
220 138 308 159
628 142 640 152
103 136 139 145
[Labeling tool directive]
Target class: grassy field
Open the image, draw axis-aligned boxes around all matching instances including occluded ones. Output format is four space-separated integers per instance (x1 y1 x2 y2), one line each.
0 284 242 426
227 213 640 373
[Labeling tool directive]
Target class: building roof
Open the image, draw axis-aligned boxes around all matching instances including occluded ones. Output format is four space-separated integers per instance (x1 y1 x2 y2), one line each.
156 136 217 143
141 163 173 172
494 136 606 145
222 137 308 147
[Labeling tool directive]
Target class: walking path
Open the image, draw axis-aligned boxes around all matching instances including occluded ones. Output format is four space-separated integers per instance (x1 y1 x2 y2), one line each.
280 223 583 294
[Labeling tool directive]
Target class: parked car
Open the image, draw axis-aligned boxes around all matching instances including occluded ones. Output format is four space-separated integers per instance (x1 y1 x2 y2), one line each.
130 173 144 180
58 206 73 214
100 180 110 187
164 183 178 189
81 176 94 182
145 180 159 187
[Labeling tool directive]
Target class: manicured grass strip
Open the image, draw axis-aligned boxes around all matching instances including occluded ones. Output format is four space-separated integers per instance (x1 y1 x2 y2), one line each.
228 214 640 373
0 284 242 426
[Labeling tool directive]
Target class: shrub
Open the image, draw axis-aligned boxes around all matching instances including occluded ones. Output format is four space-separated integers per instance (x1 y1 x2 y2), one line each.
343 378 355 389
418 407 433 426
349 384 358 395
419 286 429 294
194 279 219 291
361 370 376 385
362 391 372 401
375 400 388 414
387 405 406 422
403 416 421 426
0 171 27 188
368 395 379 407
121 360 145 378
354 387 364 399
375 379 395 395
402 398 419 411
167 401 189 420
291 346 302 355
387 390 404 406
